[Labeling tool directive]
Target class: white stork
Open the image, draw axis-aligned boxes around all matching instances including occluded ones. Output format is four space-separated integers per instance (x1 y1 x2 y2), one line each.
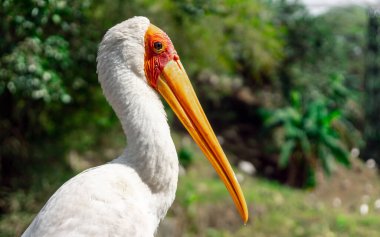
22 16 248 237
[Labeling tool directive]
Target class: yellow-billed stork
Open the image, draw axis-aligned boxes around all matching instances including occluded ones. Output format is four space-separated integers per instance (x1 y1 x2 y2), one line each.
22 16 248 237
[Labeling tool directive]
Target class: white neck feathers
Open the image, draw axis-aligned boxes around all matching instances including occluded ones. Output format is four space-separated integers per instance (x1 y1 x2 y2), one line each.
96 17 178 193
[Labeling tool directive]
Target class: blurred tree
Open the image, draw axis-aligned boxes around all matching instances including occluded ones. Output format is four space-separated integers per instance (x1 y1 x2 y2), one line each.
364 8 380 164
0 0 114 187
320 6 367 81
252 1 364 186
273 1 358 102
319 6 367 134
262 90 351 188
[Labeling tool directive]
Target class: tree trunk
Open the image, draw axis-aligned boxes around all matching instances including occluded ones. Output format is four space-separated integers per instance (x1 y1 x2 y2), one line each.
364 8 380 164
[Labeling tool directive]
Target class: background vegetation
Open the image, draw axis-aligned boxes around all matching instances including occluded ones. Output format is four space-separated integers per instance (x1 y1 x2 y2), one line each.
1 0 379 236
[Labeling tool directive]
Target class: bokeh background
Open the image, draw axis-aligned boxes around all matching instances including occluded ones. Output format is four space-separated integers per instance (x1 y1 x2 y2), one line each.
1 0 380 236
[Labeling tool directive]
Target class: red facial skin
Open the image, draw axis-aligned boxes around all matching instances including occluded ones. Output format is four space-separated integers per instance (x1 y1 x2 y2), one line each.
144 24 179 89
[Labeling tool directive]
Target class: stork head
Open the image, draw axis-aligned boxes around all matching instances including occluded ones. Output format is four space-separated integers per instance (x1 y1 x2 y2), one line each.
97 16 248 223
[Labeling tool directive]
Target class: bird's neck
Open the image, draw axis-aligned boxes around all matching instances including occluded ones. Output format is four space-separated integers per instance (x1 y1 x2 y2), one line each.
104 68 179 195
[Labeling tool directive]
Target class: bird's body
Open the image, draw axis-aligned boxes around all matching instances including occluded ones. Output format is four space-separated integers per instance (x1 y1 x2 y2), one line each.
23 66 178 236
23 16 247 237
23 163 162 236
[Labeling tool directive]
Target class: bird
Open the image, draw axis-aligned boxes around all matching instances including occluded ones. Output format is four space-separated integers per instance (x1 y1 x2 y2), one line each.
22 16 248 237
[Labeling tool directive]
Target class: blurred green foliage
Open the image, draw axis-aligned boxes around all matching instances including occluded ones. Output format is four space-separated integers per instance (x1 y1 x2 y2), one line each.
0 0 114 187
263 90 351 187
178 147 194 169
0 0 370 188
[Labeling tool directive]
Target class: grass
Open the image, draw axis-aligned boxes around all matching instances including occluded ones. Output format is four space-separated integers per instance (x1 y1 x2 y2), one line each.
158 161 380 237
158 138 380 237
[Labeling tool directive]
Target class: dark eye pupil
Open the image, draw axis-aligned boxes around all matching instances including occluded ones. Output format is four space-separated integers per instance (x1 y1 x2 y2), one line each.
154 42 163 51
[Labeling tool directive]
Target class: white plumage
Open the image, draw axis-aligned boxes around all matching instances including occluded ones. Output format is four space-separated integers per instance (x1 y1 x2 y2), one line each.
23 16 248 237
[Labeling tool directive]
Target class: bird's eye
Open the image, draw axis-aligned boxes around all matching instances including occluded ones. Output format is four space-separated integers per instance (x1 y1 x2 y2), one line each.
153 41 163 53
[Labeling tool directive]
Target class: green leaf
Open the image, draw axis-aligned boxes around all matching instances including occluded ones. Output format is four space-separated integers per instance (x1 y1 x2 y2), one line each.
325 109 342 124
279 140 296 168
305 165 317 188
318 145 332 175
264 110 285 127
323 135 350 167
290 90 301 110
299 131 311 155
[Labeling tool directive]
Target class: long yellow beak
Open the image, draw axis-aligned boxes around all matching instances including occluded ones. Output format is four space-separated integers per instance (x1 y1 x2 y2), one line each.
157 60 249 223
